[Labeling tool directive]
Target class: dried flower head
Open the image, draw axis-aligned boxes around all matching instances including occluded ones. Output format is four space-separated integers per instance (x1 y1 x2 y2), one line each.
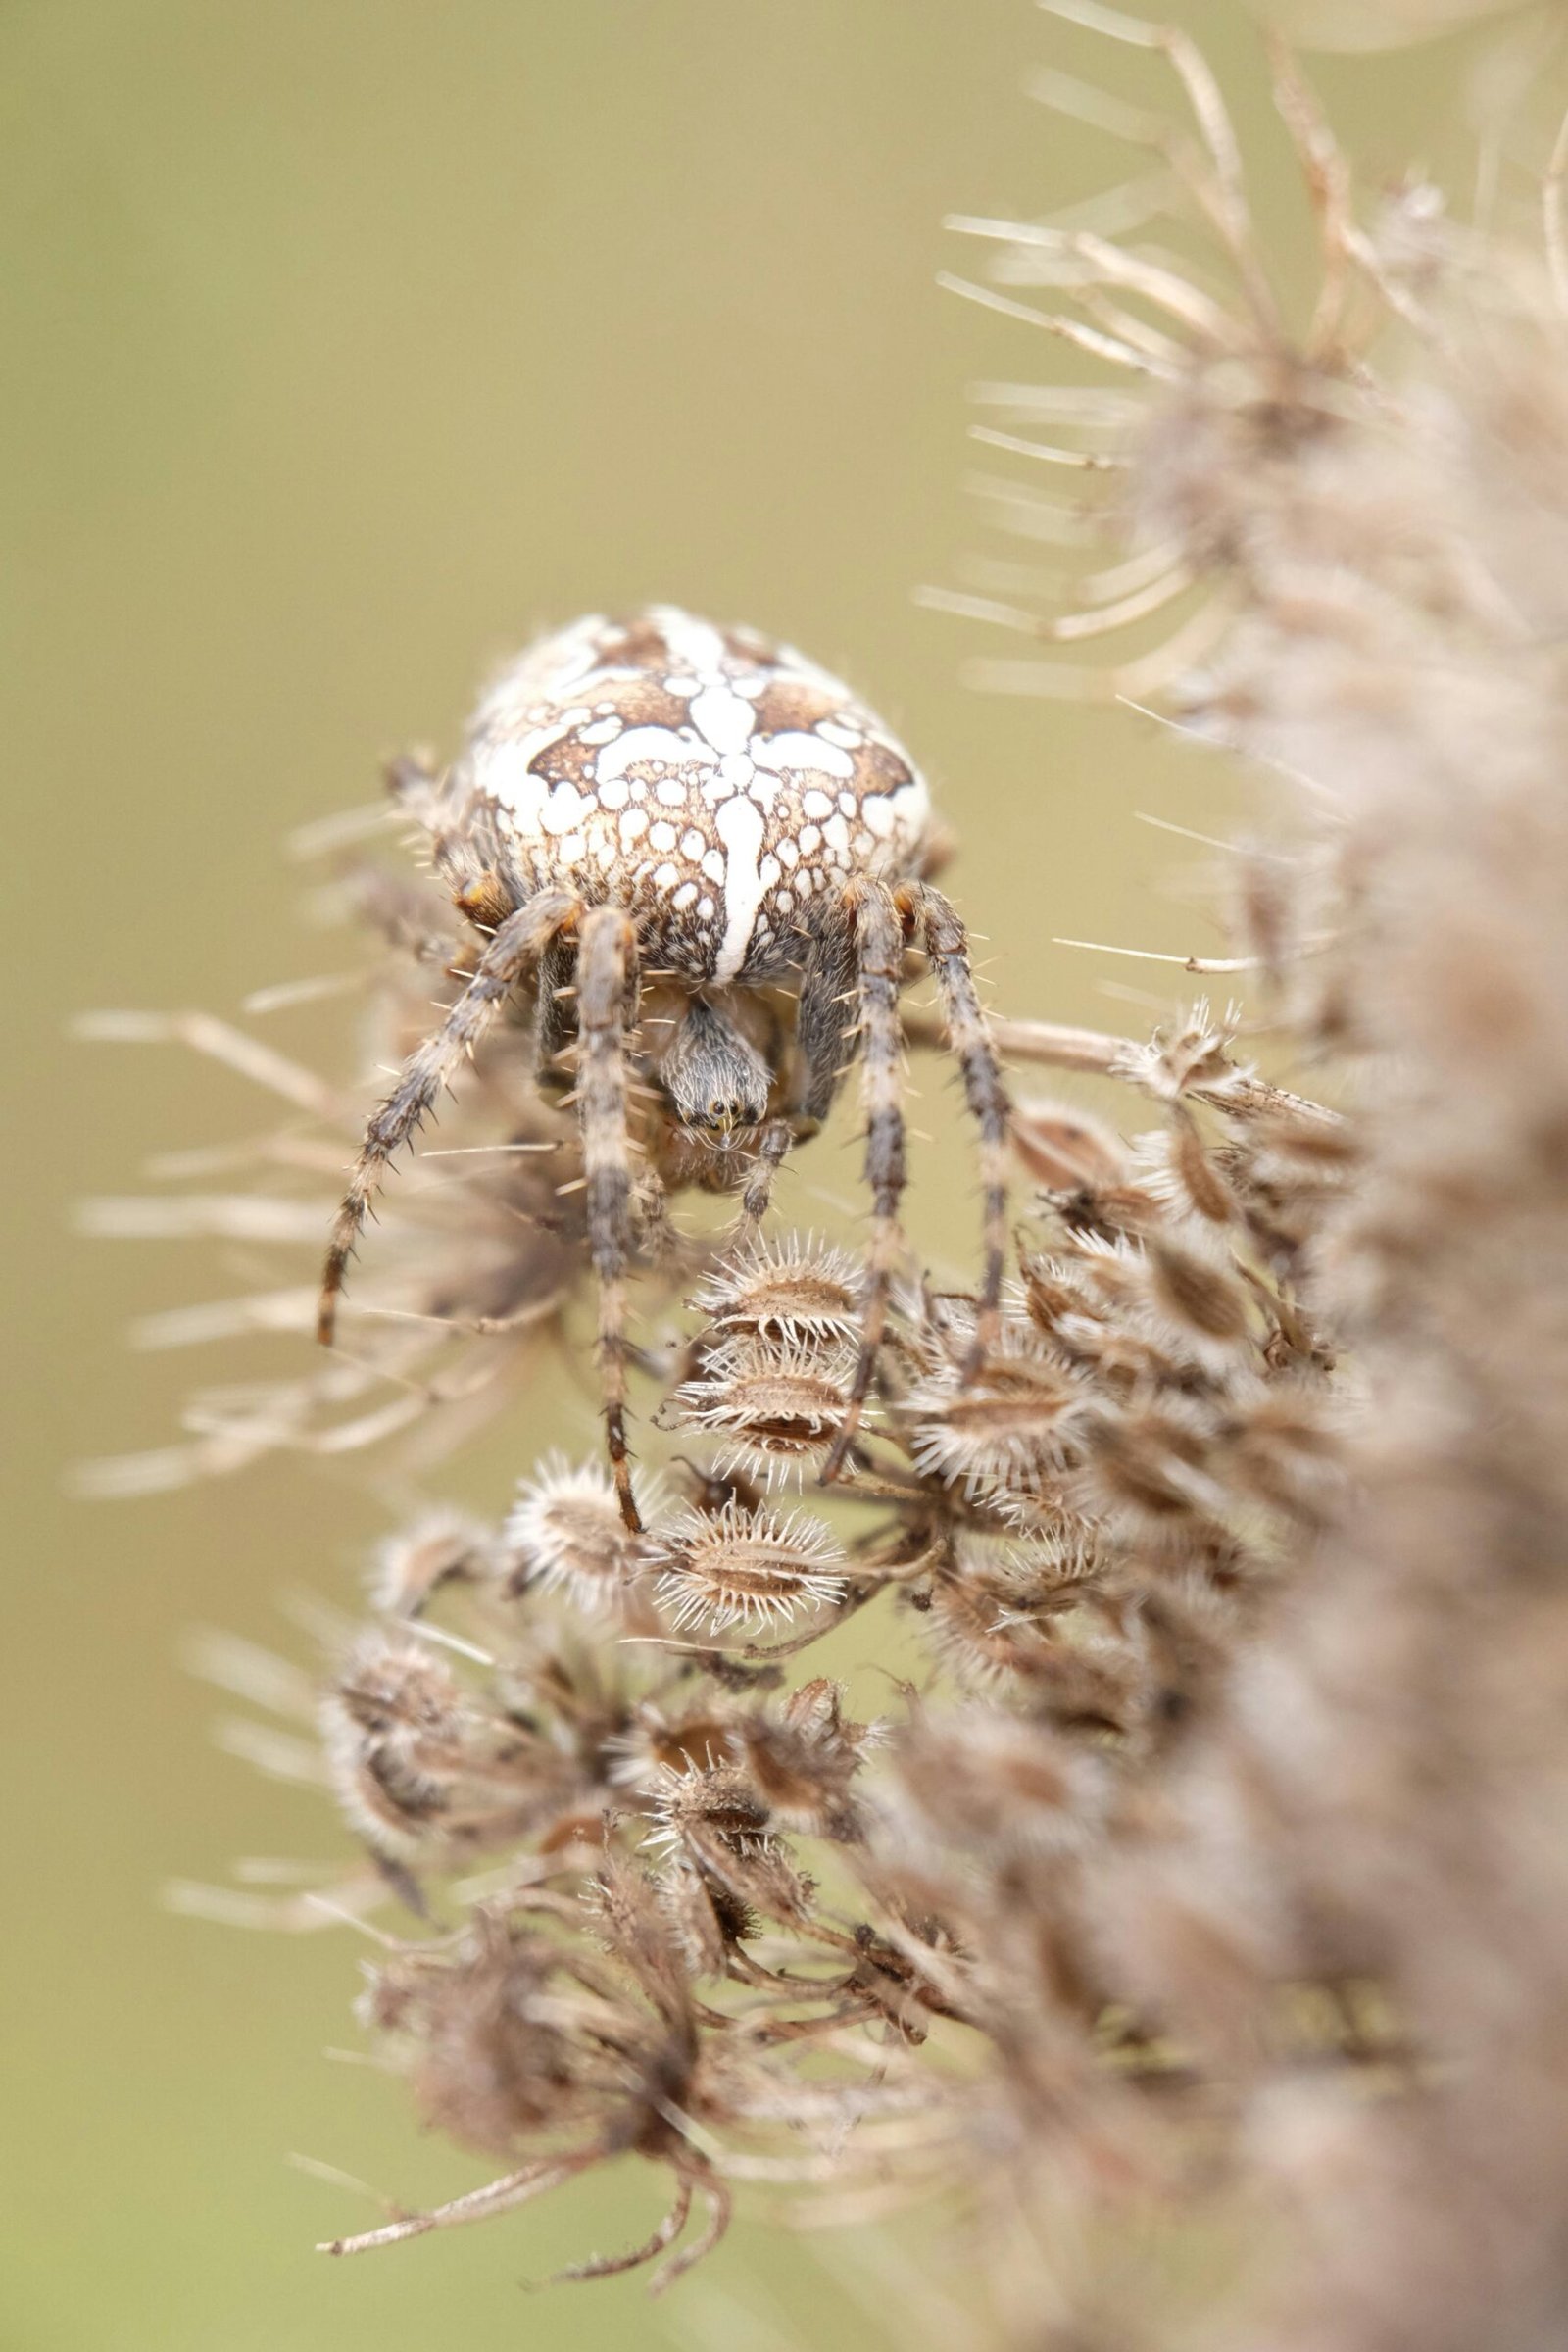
730 1678 872 1837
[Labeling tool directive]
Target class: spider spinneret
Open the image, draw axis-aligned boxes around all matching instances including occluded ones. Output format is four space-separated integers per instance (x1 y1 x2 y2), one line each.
318 607 1009 1525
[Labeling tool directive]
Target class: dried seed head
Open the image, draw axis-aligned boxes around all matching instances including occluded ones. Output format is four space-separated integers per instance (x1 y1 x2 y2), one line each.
1009 1097 1130 1194
1216 1122 1355 1279
1145 1235 1253 1352
646 1759 772 1856
903 1324 1078 1497
1018 1251 1113 1351
653 1501 847 1635
920 1535 1103 1691
368 1508 495 1617
891 1708 1112 1870
1117 1003 1247 1106
321 1632 479 1862
1004 1093 1166 1250
606 1703 736 1788
364 1925 586 2158
669 1338 857 1484
584 1853 694 2025
731 1678 871 1837
647 1762 815 1928
1075 1398 1231 1538
503 1455 646 1616
691 1232 863 1348
1018 1238 1186 1388
1168 1114 1240 1232
658 1847 748 1976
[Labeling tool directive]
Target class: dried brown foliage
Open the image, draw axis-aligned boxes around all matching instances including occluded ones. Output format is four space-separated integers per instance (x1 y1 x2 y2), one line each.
96 9 1568 2343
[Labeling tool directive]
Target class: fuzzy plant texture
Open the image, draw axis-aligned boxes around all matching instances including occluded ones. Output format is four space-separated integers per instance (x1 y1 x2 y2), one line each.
91 5 1568 2347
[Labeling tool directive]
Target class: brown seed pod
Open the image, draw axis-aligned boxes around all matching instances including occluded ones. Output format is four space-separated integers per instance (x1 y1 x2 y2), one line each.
368 1508 496 1617
903 1323 1080 1497
502 1455 650 1615
1145 1235 1253 1349
647 1762 815 1932
1008 1097 1131 1194
607 1703 738 1789
668 1338 858 1484
690 1233 863 1348
320 1633 512 1865
653 1501 847 1636
731 1678 871 1837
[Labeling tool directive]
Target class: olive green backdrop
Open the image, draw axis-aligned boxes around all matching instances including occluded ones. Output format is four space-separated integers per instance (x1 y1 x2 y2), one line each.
1 6 1491 2346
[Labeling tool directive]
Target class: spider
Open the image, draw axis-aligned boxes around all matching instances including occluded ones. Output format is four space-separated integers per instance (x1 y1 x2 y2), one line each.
318 607 1008 1526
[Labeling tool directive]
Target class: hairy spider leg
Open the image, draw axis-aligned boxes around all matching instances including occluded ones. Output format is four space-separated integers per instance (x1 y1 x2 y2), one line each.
821 878 909 1482
731 904 859 1231
318 889 577 1346
534 926 578 1080
912 882 1009 1361
794 896 862 1126
576 905 643 1533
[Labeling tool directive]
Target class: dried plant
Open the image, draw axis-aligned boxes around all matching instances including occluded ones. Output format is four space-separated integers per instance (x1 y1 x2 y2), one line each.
92 6 1568 2345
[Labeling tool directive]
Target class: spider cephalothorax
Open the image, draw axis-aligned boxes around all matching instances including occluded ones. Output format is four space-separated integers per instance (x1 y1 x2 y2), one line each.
318 608 1008 1525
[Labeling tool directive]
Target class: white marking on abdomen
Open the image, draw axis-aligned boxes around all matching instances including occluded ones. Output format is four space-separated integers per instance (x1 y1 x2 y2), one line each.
689 686 756 755
713 794 765 981
477 735 555 832
753 731 855 779
596 725 712 784
656 610 728 677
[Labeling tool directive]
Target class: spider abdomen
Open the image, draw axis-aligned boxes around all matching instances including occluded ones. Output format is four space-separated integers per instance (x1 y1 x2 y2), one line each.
456 607 932 980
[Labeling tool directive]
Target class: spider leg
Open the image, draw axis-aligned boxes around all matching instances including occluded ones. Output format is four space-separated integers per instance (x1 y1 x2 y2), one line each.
576 904 644 1532
908 882 1009 1359
731 902 857 1235
547 2172 694 2285
318 889 577 1345
534 925 578 1085
794 895 860 1126
821 878 908 1483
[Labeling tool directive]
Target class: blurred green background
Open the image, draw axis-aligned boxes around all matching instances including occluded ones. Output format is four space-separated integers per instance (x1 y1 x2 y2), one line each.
1 5 1502 2346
